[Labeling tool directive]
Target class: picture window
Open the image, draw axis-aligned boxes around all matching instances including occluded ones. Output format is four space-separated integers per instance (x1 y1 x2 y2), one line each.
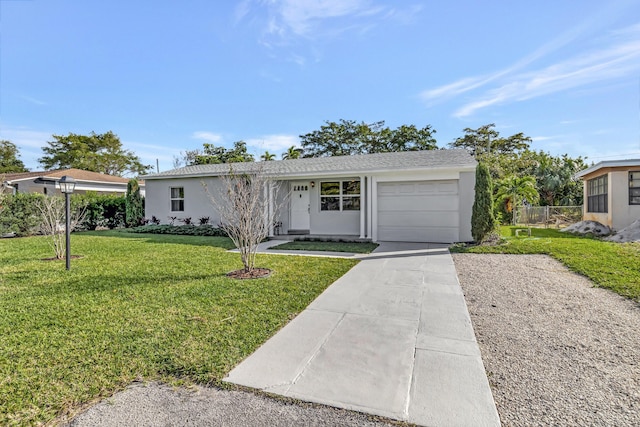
320 180 360 211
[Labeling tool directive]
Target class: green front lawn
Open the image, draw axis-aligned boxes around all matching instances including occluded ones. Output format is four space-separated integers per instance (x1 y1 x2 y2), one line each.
270 240 379 254
452 226 640 301
0 232 358 426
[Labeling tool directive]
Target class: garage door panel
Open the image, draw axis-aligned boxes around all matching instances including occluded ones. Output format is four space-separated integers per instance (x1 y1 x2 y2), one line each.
377 196 458 212
378 226 458 243
377 180 460 243
378 211 459 228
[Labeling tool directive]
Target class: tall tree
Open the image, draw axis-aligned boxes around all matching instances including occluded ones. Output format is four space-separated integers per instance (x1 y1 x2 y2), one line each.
39 131 150 176
449 123 531 158
300 119 437 157
188 141 255 165
282 146 303 160
0 140 28 173
471 162 496 243
125 179 144 227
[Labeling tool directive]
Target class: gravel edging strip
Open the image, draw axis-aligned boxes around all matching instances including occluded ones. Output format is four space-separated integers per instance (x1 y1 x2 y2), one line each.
453 253 640 427
61 382 409 427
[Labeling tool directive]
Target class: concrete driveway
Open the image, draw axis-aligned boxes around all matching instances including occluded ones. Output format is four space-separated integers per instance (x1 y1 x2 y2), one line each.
225 242 500 426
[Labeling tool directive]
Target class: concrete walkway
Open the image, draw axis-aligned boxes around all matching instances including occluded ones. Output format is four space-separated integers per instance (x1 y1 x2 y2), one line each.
225 242 500 426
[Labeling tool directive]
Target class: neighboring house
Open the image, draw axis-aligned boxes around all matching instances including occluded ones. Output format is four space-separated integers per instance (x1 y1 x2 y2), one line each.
2 168 145 197
143 150 477 243
575 159 640 231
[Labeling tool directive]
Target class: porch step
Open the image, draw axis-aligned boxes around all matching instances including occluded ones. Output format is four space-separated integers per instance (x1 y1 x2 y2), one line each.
287 229 310 235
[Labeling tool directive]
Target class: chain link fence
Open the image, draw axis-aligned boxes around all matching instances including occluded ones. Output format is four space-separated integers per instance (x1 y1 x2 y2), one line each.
516 206 583 228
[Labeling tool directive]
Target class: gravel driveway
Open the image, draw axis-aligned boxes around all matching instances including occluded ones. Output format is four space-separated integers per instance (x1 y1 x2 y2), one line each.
453 254 640 427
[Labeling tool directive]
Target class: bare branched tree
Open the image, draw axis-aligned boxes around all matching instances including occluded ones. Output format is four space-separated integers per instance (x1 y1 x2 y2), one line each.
205 163 286 273
36 196 86 259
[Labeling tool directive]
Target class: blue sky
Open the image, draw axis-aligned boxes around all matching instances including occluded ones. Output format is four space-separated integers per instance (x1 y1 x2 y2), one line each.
2 0 640 174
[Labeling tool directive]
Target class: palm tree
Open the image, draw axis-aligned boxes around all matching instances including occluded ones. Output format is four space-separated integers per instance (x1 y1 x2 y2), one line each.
496 175 539 225
260 151 276 161
282 146 302 160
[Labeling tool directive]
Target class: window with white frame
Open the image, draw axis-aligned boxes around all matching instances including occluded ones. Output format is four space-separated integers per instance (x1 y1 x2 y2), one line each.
170 187 184 212
587 175 607 213
320 180 360 211
630 171 640 205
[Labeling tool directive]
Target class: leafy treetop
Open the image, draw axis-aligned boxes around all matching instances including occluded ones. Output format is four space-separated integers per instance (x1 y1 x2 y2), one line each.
260 151 276 161
185 141 255 165
0 140 28 173
39 131 151 177
282 146 302 160
449 123 531 157
300 119 437 157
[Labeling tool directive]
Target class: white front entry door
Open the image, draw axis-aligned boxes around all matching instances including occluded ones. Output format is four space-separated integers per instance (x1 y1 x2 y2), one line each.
290 181 310 230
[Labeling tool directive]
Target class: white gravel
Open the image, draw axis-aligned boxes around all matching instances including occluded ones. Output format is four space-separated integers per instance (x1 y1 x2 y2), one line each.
453 254 640 427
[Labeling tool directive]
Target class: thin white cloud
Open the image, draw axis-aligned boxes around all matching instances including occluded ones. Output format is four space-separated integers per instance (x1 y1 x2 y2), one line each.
273 0 375 37
245 134 299 152
448 22 640 117
421 11 607 104
192 131 223 143
239 0 417 52
531 135 564 142
19 95 47 106
0 126 51 149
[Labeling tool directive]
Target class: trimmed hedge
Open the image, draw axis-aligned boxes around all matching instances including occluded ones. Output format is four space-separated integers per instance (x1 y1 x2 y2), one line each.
74 193 126 230
0 193 44 236
126 224 228 237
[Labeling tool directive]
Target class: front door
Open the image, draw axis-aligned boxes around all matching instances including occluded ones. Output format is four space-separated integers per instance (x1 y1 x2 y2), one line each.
290 181 310 230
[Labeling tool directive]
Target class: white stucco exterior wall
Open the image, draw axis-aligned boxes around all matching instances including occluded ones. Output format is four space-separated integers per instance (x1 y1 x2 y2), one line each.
144 177 225 225
609 171 640 230
581 168 640 231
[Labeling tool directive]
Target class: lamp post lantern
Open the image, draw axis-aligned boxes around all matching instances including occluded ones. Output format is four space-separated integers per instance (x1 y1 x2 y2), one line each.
58 176 76 270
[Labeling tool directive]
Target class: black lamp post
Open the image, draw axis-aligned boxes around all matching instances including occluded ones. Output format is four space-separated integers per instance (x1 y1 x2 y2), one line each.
58 176 76 270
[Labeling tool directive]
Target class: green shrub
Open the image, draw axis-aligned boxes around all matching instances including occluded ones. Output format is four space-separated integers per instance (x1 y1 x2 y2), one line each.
0 192 44 236
127 224 227 237
101 196 126 229
74 193 126 230
471 162 497 243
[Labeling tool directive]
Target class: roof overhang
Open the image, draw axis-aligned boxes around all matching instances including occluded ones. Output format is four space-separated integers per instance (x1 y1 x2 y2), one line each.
143 164 477 181
575 159 640 179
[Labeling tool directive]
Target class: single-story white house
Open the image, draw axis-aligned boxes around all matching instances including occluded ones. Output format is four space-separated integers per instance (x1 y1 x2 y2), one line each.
143 149 477 243
2 168 145 197
575 159 640 231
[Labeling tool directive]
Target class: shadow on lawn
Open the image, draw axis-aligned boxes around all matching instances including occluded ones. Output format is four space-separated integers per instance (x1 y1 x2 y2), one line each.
505 226 592 240
77 230 236 250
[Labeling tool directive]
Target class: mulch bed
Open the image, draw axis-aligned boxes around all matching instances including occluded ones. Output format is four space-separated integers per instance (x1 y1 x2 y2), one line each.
226 268 272 279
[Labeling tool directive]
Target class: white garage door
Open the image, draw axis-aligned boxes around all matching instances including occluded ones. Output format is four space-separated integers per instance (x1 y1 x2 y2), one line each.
377 180 459 243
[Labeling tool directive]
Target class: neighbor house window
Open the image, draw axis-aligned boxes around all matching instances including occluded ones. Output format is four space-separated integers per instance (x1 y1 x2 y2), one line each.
587 175 607 213
170 187 184 211
630 171 640 205
320 180 360 211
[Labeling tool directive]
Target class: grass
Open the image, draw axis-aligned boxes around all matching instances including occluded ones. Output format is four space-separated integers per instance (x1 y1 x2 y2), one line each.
452 226 640 301
0 231 358 426
270 240 379 254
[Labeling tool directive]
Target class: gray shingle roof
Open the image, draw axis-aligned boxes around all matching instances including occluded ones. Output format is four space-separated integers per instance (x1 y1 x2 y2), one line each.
143 149 476 180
